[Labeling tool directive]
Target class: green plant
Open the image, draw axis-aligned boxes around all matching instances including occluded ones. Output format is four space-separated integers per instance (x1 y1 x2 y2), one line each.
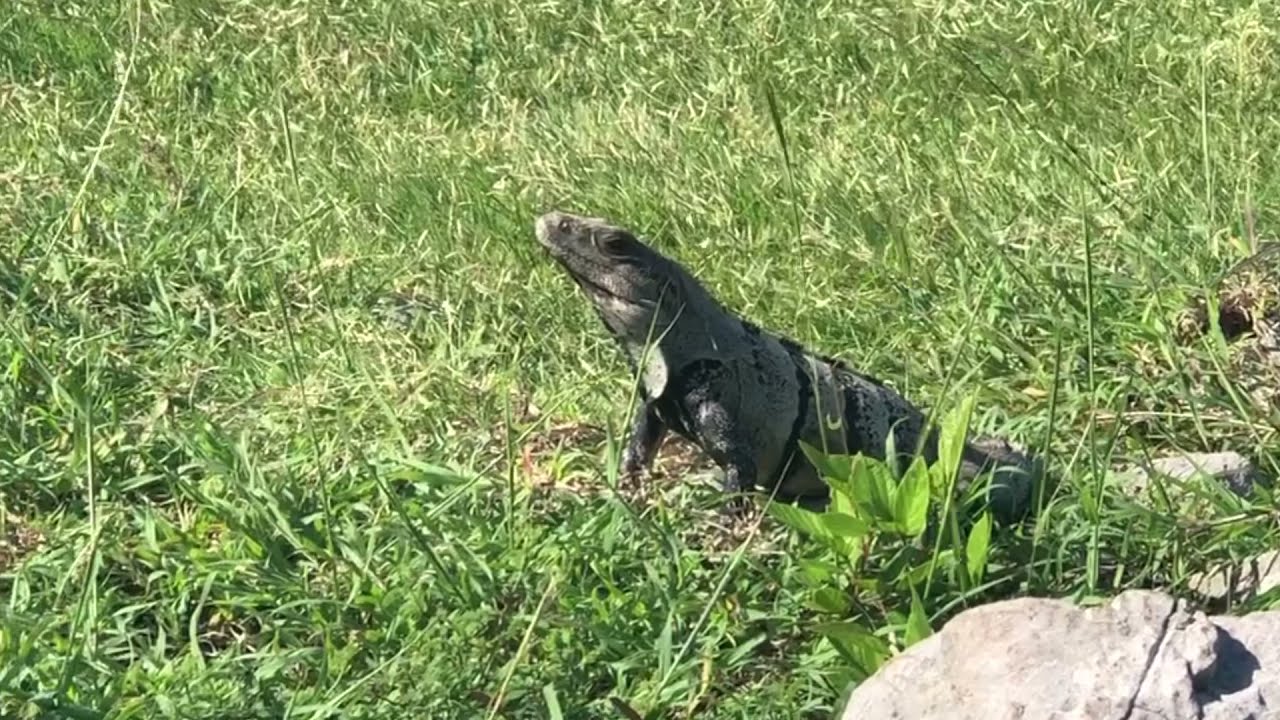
767 395 999 684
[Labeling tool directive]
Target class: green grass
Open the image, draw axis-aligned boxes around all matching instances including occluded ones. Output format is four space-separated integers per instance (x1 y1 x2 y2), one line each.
3 0 1280 717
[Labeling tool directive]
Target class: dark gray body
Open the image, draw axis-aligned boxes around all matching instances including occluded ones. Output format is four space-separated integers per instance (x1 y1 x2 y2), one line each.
535 211 1039 522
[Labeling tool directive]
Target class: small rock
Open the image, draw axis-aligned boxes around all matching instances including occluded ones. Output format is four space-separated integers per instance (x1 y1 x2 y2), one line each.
1117 451 1270 499
1189 550 1280 609
839 589 1280 720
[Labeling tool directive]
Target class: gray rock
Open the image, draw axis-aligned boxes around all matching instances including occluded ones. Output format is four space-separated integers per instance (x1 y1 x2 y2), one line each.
1190 550 1280 609
1118 451 1270 499
839 589 1280 720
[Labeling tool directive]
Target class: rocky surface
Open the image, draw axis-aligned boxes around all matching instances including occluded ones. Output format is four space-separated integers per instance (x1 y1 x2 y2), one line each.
1190 550 1280 610
839 589 1280 720
1118 450 1272 500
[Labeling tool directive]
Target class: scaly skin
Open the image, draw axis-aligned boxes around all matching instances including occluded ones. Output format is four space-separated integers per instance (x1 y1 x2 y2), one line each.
534 210 1040 523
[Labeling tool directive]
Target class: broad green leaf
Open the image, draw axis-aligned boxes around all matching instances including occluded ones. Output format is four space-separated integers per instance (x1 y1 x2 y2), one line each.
769 503 851 554
809 587 852 615
798 558 840 586
849 455 898 526
904 586 934 647
965 512 993 584
832 481 859 518
799 440 854 483
542 684 564 720
933 392 977 493
893 456 931 537
820 512 872 540
814 621 891 681
852 576 883 595
884 609 909 627
841 533 866 566
767 501 832 540
824 471 860 519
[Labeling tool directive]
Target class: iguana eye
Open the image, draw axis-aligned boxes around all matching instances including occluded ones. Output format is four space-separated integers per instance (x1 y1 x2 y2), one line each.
557 217 573 233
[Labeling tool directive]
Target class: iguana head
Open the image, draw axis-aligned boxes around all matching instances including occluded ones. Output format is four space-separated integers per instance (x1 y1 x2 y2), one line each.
535 211 688 344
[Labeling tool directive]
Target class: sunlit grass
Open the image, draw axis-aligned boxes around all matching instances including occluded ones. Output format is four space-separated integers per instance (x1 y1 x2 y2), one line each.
2 0 1280 717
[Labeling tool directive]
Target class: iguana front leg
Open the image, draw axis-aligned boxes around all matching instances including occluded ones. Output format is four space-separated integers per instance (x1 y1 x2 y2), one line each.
716 453 757 521
621 399 667 482
684 392 758 519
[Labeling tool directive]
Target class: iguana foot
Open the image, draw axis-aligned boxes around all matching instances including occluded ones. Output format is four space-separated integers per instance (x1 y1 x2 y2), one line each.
615 466 650 504
715 492 754 525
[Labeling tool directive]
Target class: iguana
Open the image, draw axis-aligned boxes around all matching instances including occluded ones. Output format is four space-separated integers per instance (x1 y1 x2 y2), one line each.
534 210 1042 523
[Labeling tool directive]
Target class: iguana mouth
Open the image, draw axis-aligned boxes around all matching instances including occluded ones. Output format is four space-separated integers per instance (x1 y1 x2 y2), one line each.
569 271 625 302
554 258 661 310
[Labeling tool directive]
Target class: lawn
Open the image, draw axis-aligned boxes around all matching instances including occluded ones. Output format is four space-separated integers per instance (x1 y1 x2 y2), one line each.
3 0 1280 717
